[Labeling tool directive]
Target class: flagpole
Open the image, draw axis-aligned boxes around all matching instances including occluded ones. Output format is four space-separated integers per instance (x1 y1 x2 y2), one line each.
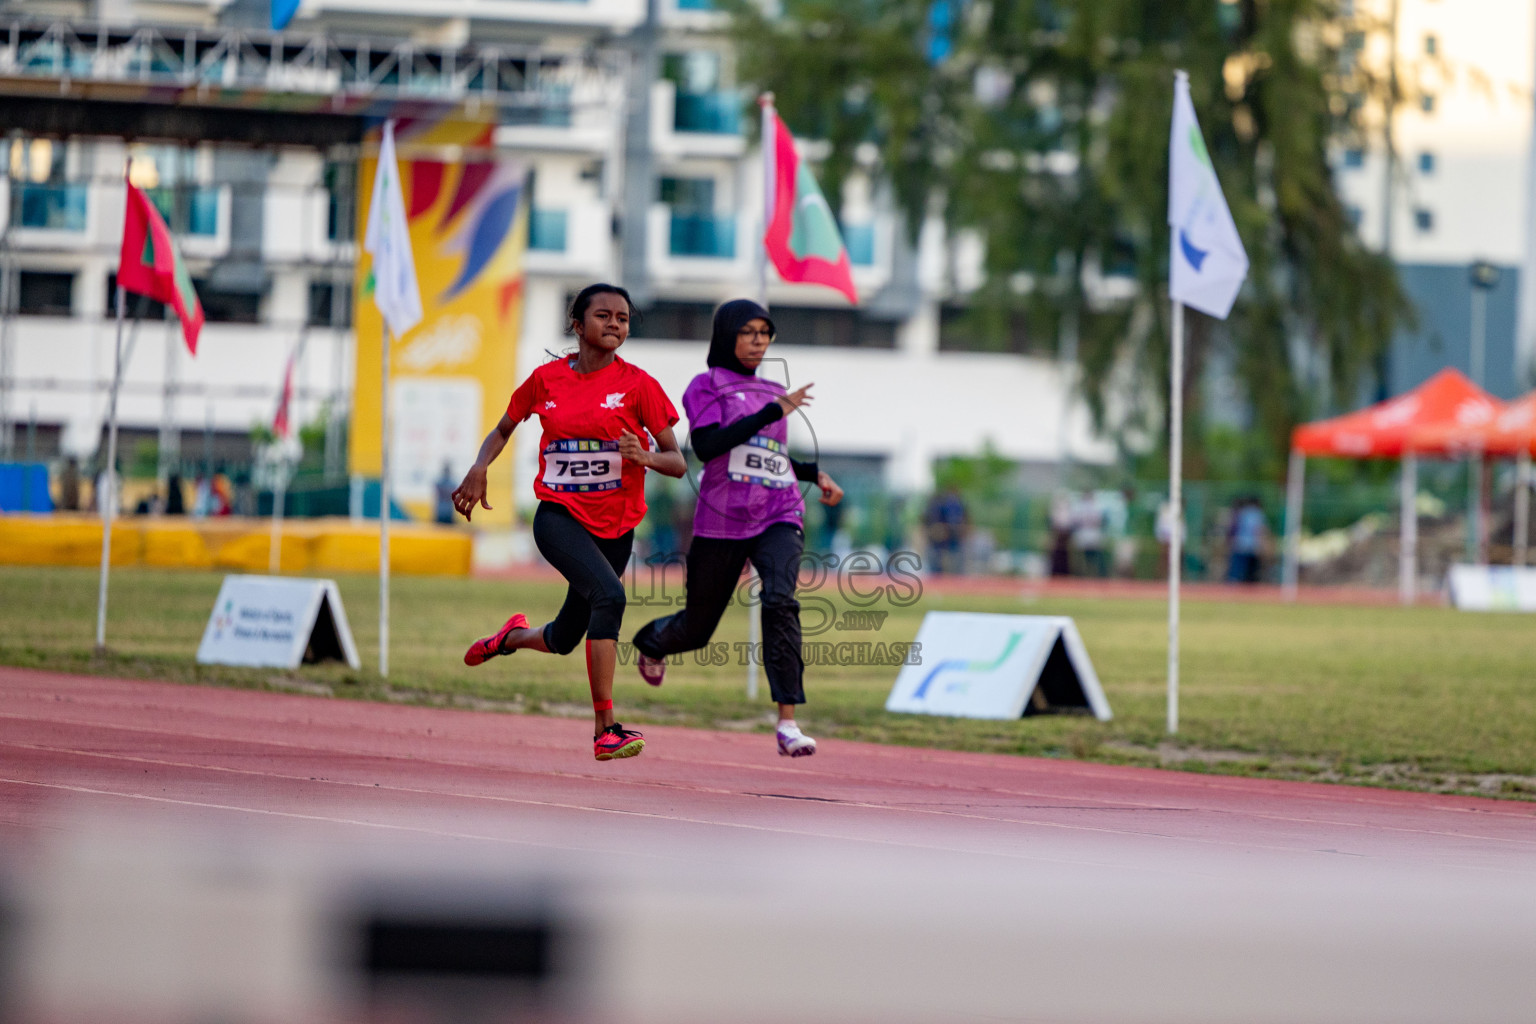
740 93 779 702
380 323 392 677
95 285 126 652
1167 299 1184 735
269 455 288 574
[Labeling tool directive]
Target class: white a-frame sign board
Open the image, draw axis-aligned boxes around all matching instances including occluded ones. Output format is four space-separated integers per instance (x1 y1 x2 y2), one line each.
885 612 1111 721
197 575 361 670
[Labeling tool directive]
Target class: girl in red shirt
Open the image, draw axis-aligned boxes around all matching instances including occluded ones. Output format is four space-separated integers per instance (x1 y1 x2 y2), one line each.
453 284 685 761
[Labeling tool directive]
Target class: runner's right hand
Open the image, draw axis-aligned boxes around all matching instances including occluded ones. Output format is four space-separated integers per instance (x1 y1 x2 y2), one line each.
452 466 492 521
776 383 813 416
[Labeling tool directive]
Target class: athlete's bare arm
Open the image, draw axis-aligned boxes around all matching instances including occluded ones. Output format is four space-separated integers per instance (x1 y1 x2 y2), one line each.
618 425 687 478
453 413 515 521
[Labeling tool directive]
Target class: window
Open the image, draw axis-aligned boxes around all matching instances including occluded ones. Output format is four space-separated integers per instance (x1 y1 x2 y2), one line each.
767 306 896 349
1421 94 1436 113
629 300 716 341
195 281 262 324
1345 204 1363 228
1424 33 1437 56
1343 148 1365 169
1418 151 1436 174
324 160 355 242
105 273 167 320
17 271 73 316
1414 208 1435 232
307 281 352 328
658 177 715 214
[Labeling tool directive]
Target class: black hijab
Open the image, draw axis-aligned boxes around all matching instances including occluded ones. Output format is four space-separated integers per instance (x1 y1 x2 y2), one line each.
706 299 776 376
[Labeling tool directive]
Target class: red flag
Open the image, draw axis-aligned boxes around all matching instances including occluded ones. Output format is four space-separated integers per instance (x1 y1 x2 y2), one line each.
118 180 204 355
763 110 858 304
273 348 296 441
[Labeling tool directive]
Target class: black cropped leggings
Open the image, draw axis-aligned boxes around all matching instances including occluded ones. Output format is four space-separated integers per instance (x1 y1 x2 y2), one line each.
631 522 805 705
533 501 634 654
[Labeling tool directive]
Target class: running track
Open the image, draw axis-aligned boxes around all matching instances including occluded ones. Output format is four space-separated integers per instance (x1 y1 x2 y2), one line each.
2 666 1533 1023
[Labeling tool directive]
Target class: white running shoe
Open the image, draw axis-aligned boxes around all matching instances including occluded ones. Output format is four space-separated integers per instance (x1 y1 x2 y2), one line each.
776 723 817 757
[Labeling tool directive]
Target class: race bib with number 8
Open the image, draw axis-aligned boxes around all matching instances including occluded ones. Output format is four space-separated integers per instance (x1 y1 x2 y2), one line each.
542 439 623 492
727 435 796 489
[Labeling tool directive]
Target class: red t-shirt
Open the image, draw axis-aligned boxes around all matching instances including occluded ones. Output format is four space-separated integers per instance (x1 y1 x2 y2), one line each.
507 355 679 539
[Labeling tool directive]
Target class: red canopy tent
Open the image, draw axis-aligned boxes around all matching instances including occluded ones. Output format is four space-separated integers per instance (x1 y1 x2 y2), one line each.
1281 369 1504 603
1408 388 1536 568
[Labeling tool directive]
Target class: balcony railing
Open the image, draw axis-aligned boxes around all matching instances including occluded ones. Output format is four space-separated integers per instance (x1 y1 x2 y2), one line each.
529 208 568 252
676 0 716 8
673 91 741 135
669 213 735 258
17 183 86 231
842 223 875 267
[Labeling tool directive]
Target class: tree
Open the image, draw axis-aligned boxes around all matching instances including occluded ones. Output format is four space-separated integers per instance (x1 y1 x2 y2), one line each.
727 0 1413 481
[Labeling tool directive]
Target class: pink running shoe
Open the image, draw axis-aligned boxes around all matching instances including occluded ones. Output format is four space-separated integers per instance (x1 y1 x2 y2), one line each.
637 653 667 686
594 723 645 761
464 613 529 666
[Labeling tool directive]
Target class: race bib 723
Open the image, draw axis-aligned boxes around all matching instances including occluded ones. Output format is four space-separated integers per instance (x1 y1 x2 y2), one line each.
542 439 623 492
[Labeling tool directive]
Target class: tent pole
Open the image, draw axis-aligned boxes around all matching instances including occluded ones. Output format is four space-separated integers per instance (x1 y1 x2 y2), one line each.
1400 452 1417 605
1167 300 1184 735
1281 448 1304 600
1516 448 1531 567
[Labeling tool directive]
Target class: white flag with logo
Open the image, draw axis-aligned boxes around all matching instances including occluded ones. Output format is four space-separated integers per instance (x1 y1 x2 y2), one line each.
365 119 423 338
1168 71 1248 320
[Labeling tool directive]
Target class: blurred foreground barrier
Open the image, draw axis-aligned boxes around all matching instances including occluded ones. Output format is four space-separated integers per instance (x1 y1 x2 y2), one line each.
0 514 471 576
1 810 1532 1024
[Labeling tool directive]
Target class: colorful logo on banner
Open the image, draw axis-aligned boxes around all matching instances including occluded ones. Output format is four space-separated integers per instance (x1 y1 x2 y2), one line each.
350 115 529 523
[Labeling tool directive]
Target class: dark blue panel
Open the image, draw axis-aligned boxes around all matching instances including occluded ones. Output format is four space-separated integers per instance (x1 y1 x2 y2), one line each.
1388 262 1522 399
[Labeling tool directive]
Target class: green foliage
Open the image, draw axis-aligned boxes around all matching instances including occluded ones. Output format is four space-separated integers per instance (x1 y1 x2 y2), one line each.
728 0 1415 481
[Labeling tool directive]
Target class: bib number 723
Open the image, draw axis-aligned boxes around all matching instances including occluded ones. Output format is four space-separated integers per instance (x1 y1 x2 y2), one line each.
542 439 624 492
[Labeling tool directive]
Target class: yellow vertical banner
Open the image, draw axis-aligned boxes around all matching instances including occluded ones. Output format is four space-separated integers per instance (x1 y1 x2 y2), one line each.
350 116 527 524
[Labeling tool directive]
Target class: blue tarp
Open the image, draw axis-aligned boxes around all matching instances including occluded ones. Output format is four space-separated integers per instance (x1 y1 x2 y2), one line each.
0 463 53 513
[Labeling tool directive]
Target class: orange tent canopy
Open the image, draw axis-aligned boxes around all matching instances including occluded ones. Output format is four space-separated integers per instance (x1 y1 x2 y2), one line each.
1290 368 1504 458
1407 388 1536 457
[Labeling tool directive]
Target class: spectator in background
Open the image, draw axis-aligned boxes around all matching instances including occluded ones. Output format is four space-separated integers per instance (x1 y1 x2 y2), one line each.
1049 491 1074 576
58 456 81 511
1155 497 1182 579
820 489 845 552
1072 491 1107 577
1226 495 1269 584
192 474 213 518
434 461 457 525
94 461 121 514
165 472 186 515
211 473 233 515
924 487 968 574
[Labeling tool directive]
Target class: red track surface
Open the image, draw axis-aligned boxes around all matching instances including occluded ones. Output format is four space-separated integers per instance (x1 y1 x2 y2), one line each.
1 665 1531 868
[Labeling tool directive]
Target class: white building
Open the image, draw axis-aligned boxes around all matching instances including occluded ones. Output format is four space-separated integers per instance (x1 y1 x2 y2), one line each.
1333 0 1536 397
0 0 1111 522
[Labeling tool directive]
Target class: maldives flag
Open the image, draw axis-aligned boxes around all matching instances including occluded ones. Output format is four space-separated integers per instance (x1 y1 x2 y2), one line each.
118 181 204 355
272 347 296 440
763 110 858 304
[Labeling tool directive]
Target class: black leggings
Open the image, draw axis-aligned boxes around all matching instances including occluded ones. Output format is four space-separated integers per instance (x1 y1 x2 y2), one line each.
533 501 634 654
632 522 805 705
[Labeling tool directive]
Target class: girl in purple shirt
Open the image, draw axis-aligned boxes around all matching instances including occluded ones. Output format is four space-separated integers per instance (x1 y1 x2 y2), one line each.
631 299 843 756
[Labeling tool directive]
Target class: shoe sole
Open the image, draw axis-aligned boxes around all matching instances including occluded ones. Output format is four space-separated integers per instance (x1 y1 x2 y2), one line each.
596 739 645 761
779 744 817 757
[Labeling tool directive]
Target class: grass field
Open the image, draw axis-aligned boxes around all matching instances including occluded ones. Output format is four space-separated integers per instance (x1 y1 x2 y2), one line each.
2 565 1533 799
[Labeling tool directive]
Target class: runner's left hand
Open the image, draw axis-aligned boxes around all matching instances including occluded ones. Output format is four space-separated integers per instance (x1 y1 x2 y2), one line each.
618 429 648 465
817 471 843 506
